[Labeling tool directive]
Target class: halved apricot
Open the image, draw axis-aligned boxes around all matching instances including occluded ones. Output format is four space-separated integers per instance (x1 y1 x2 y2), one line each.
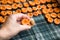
1 11 7 16
21 8 27 13
16 9 21 13
12 3 18 9
54 18 60 24
23 2 29 7
17 3 23 8
27 7 32 12
27 13 33 17
51 13 57 18
47 17 53 23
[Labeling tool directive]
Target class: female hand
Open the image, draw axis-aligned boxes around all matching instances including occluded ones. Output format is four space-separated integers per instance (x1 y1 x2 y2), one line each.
0 13 31 40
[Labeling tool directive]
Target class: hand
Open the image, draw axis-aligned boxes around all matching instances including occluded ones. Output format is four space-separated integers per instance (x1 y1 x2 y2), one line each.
0 13 31 40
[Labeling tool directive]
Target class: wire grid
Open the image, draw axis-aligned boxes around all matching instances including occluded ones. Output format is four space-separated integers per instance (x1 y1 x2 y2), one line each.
10 14 60 40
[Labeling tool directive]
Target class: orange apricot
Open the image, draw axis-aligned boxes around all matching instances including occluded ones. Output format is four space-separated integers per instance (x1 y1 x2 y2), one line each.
53 8 60 13
33 12 39 16
37 5 41 10
47 17 53 23
47 4 52 8
1 11 7 16
37 10 42 15
52 3 58 7
0 5 6 10
54 18 60 24
27 7 32 12
6 5 12 10
29 1 35 6
40 0 46 4
35 1 40 5
41 5 46 9
27 13 33 17
30 18 35 26
48 8 53 13
6 10 12 15
42 8 48 14
45 13 51 18
23 2 29 7
21 8 27 13
57 13 60 18
51 13 57 18
0 16 4 23
17 3 23 8
12 3 18 9
21 18 30 25
7 0 13 4
16 9 21 13
1 0 7 4
32 7 37 11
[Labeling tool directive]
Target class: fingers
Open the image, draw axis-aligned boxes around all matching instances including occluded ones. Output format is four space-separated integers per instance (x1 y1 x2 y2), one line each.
19 25 31 31
10 13 30 21
22 15 30 20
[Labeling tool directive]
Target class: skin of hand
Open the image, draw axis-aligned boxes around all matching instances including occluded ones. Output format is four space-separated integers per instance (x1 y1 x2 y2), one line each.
0 13 31 40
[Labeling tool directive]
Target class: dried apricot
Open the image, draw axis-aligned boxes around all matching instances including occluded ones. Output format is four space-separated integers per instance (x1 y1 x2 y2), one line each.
47 17 53 23
42 8 48 14
48 8 53 13
21 18 30 25
23 2 29 7
17 3 23 8
27 7 32 12
40 0 46 3
21 8 27 13
7 0 13 4
6 5 12 10
32 7 37 11
41 5 46 9
0 5 6 10
1 0 7 4
57 13 60 18
54 18 60 24
29 1 35 6
54 8 60 13
52 3 58 7
0 16 5 23
1 11 7 16
33 12 39 16
35 1 40 5
12 3 18 9
16 9 21 13
6 10 12 15
51 13 57 18
45 13 51 18
37 5 41 10
47 4 52 8
27 13 33 17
